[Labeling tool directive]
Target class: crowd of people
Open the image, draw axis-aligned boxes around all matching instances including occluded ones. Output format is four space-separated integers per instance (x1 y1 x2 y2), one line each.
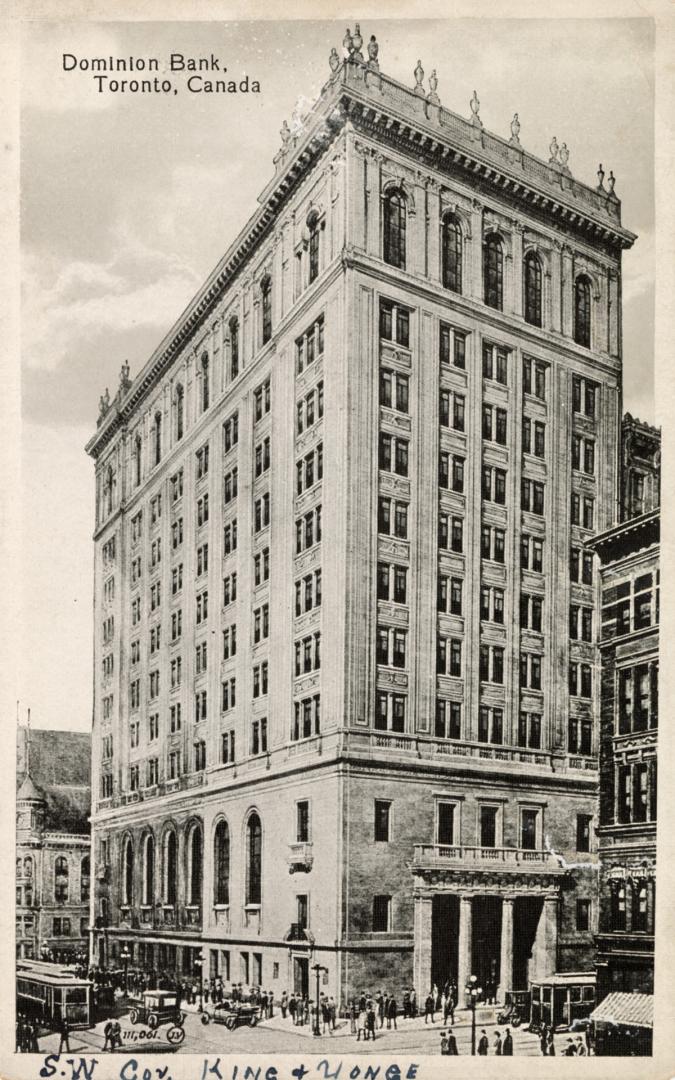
15 1014 40 1052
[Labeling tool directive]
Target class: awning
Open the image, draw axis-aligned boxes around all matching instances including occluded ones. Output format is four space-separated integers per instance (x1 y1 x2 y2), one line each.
590 992 653 1029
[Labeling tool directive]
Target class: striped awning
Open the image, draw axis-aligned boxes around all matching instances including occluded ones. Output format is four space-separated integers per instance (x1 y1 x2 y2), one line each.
590 992 653 1029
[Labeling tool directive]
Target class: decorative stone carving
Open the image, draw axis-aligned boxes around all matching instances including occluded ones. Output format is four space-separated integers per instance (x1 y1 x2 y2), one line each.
549 137 560 165
596 163 606 191
343 28 354 57
413 60 425 96
328 47 340 73
510 113 521 144
427 70 440 105
559 142 570 171
98 387 111 422
470 90 482 124
607 171 617 197
352 24 364 61
367 35 379 67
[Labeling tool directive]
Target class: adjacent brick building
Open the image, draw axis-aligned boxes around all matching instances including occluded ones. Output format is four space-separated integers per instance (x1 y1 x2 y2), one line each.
16 725 91 962
86 30 636 1004
588 417 659 1003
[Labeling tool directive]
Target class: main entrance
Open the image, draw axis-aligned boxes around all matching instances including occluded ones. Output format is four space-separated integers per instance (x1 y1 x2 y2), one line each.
431 895 459 988
473 896 501 998
513 896 543 990
293 956 309 996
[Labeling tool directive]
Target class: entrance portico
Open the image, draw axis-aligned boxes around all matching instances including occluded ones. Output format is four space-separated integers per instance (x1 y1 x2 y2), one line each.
412 845 566 1001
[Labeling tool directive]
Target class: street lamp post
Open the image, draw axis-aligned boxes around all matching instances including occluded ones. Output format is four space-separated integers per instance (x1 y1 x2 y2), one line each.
311 963 328 1037
466 975 482 1056
194 952 205 1013
121 946 130 997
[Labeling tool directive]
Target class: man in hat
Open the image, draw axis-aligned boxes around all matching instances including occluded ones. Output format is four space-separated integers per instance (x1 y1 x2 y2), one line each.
478 1029 489 1055
503 1027 513 1055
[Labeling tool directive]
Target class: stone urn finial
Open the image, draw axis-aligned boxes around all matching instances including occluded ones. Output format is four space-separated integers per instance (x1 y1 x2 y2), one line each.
607 171 616 196
329 47 340 73
367 35 379 66
470 90 480 118
343 28 354 57
596 163 605 191
352 24 363 60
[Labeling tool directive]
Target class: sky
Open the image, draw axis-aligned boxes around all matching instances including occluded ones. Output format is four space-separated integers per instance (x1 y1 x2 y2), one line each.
18 18 655 733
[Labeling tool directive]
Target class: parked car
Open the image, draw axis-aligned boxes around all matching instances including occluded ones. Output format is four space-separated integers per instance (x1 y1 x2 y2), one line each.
200 1000 259 1030
129 990 186 1031
497 990 530 1028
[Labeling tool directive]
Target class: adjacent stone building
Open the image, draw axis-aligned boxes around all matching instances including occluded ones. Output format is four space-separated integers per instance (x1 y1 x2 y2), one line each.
86 30 636 1004
16 725 92 963
588 417 659 1003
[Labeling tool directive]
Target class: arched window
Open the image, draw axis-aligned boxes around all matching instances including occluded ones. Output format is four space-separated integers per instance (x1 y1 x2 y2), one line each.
23 856 33 878
188 824 203 906
523 251 542 327
229 317 240 380
80 855 90 902
214 820 230 906
261 277 272 346
153 411 162 467
200 353 210 412
611 882 626 931
441 213 462 294
143 835 155 905
134 435 142 487
383 189 407 270
175 385 184 442
308 214 320 284
105 466 114 516
123 838 133 907
54 856 69 902
164 830 177 906
483 233 504 311
246 812 262 906
574 275 592 347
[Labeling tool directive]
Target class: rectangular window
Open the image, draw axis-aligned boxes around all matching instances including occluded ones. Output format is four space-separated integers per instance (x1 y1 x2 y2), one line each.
296 800 310 843
520 808 539 850
372 895 391 933
576 814 592 853
480 805 498 848
576 899 590 932
437 802 455 845
374 800 391 842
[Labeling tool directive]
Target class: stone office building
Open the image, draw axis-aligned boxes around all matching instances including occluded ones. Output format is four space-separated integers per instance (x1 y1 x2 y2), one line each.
588 416 659 1003
16 725 91 963
86 30 636 1003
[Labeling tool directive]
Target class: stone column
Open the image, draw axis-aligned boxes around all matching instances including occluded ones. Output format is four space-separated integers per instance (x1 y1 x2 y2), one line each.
365 151 381 257
499 897 514 1001
469 201 483 300
427 181 441 283
349 136 366 252
533 895 558 979
512 223 523 318
561 246 574 338
414 895 433 996
457 895 473 994
608 269 619 357
551 241 562 333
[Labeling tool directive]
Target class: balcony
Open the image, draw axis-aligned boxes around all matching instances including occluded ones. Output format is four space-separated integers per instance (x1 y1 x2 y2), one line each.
413 845 566 874
182 905 202 929
287 842 314 873
342 729 555 769
157 905 176 927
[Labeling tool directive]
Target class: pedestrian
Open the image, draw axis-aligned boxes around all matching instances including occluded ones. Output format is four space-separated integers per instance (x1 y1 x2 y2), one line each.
443 994 454 1025
576 1036 587 1056
547 1028 556 1056
329 997 337 1031
103 1020 114 1052
477 1029 489 1055
261 990 268 1019
402 990 410 1019
493 1029 502 1055
446 1028 458 1055
585 1023 593 1055
366 1003 377 1040
377 992 385 1029
503 1027 513 1056
356 1007 367 1041
410 989 417 1018
440 1031 449 1056
564 1038 577 1056
359 992 367 1013
57 1016 71 1055
321 997 330 1034
539 1023 548 1056
28 1019 39 1053
387 994 397 1030
280 991 288 1019
349 1000 357 1034
289 994 297 1025
424 992 435 1024
269 991 275 1019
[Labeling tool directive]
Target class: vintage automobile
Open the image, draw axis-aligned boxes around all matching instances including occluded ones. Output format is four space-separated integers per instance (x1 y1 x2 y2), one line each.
129 990 186 1031
497 989 530 1028
200 1000 260 1030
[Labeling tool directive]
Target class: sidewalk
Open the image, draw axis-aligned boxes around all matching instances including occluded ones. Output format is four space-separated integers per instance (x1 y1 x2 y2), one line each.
256 1007 487 1039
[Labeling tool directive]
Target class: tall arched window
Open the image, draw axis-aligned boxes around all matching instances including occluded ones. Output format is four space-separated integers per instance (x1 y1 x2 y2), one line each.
229 317 240 380
246 812 262 906
441 213 462 294
105 466 114 516
523 251 542 327
164 830 177 906
483 233 504 311
54 856 69 902
383 189 407 270
200 354 210 412
134 436 142 487
143 835 155 905
188 824 203 906
153 411 162 467
23 856 33 878
261 277 272 346
214 820 230 906
632 880 649 932
175 385 184 442
574 275 592 347
123 838 133 906
308 213 320 284
80 855 90 902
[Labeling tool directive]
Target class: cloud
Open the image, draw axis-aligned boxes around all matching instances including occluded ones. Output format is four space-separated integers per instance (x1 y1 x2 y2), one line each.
22 237 202 375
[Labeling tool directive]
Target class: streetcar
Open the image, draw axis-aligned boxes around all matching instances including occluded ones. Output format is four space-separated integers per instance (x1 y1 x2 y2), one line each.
529 972 596 1032
16 959 93 1028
